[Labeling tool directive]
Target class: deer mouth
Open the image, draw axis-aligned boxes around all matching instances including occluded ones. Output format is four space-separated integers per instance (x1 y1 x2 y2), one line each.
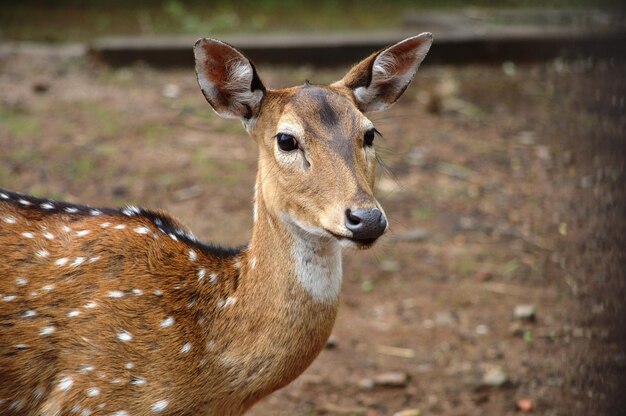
326 230 379 248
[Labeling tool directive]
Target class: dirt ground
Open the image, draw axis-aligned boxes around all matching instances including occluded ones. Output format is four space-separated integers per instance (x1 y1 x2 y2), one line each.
0 48 624 416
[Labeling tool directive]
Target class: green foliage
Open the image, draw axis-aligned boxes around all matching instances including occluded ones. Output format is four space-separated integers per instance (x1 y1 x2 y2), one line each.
0 0 614 42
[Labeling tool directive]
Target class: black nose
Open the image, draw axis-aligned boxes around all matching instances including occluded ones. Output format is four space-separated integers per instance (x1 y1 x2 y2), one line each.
345 208 387 241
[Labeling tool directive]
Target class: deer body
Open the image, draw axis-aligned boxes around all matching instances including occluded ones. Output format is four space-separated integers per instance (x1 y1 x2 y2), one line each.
0 33 432 415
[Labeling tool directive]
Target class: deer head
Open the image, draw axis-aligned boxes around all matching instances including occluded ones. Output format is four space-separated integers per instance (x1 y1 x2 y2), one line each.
193 33 433 249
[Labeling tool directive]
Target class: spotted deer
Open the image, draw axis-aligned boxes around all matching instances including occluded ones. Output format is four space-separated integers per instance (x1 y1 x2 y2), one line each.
0 33 432 415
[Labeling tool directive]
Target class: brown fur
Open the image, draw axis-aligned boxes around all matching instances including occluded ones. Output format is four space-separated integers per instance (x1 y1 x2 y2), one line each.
0 34 432 415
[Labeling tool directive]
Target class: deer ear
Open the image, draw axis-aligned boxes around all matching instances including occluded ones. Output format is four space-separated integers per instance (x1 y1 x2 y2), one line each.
193 38 266 120
334 33 433 112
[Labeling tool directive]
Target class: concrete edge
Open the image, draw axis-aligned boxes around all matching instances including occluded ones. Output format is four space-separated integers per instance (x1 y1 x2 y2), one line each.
87 29 626 67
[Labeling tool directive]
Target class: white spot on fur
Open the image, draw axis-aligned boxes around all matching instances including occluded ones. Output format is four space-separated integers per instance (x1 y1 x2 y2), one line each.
206 339 216 351
85 301 97 308
86 387 100 397
107 290 124 298
234 259 240 269
64 207 78 213
76 230 90 237
122 206 140 216
58 376 73 391
79 365 94 374
19 199 32 206
132 289 143 296
160 316 175 328
181 343 192 353
3 216 16 224
22 310 37 318
21 231 35 239
111 412 128 416
250 256 257 269
62 225 71 233
43 231 55 240
33 386 45 399
117 330 133 342
113 224 126 230
153 289 163 296
217 296 237 309
125 362 134 369
151 400 168 413
15 344 29 349
36 249 50 258
134 226 150 234
40 326 55 336
68 310 80 317
100 222 111 228
9 400 23 411
41 202 54 209
188 249 197 261
55 257 69 267
3 295 16 302
16 277 28 286
131 377 146 386
89 209 102 216
42 284 54 292
89 256 100 263
71 257 86 267
197 268 206 281
0 192 8 199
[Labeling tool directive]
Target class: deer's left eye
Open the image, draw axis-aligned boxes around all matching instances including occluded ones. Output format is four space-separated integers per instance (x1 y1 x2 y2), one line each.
276 133 298 152
363 129 376 147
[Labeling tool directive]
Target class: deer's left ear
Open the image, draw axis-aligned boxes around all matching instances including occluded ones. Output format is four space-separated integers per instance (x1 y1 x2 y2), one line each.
334 33 433 112
193 38 266 121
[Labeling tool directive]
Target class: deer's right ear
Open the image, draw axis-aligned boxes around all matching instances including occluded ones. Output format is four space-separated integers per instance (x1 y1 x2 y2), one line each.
194 38 266 121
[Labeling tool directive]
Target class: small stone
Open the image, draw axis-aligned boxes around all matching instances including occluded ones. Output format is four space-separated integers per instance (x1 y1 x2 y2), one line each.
162 83 181 98
380 260 401 272
325 336 338 350
508 321 524 336
358 378 375 390
458 216 477 230
434 311 455 326
513 305 536 322
515 131 536 145
481 366 509 387
516 398 533 412
393 409 421 416
396 228 431 242
580 175 593 189
475 324 489 335
373 371 409 388
32 80 50 93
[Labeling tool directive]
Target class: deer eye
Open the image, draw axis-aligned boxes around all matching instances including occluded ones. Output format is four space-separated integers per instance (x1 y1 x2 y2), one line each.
276 133 298 151
363 128 376 147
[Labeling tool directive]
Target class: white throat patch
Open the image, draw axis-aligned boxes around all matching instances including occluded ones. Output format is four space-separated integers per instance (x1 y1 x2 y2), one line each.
283 220 342 304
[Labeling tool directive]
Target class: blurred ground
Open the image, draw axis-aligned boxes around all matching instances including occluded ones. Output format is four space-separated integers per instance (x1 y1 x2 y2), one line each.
0 50 624 415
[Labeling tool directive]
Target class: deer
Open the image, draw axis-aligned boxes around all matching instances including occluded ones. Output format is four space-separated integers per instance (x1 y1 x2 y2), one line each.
0 33 432 415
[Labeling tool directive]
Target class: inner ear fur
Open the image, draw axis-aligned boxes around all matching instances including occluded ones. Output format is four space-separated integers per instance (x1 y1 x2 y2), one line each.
193 38 266 120
334 33 433 112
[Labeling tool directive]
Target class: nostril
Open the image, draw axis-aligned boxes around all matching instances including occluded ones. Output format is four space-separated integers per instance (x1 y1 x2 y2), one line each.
345 209 362 226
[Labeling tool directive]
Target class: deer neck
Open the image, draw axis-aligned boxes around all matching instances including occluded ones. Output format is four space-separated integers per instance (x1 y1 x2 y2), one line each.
245 174 343 306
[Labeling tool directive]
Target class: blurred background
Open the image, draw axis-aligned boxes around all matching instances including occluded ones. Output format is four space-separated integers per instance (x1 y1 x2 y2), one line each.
1 1 624 415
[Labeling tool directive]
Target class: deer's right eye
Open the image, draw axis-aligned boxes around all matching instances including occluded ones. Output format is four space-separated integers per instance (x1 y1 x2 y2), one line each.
276 133 298 152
